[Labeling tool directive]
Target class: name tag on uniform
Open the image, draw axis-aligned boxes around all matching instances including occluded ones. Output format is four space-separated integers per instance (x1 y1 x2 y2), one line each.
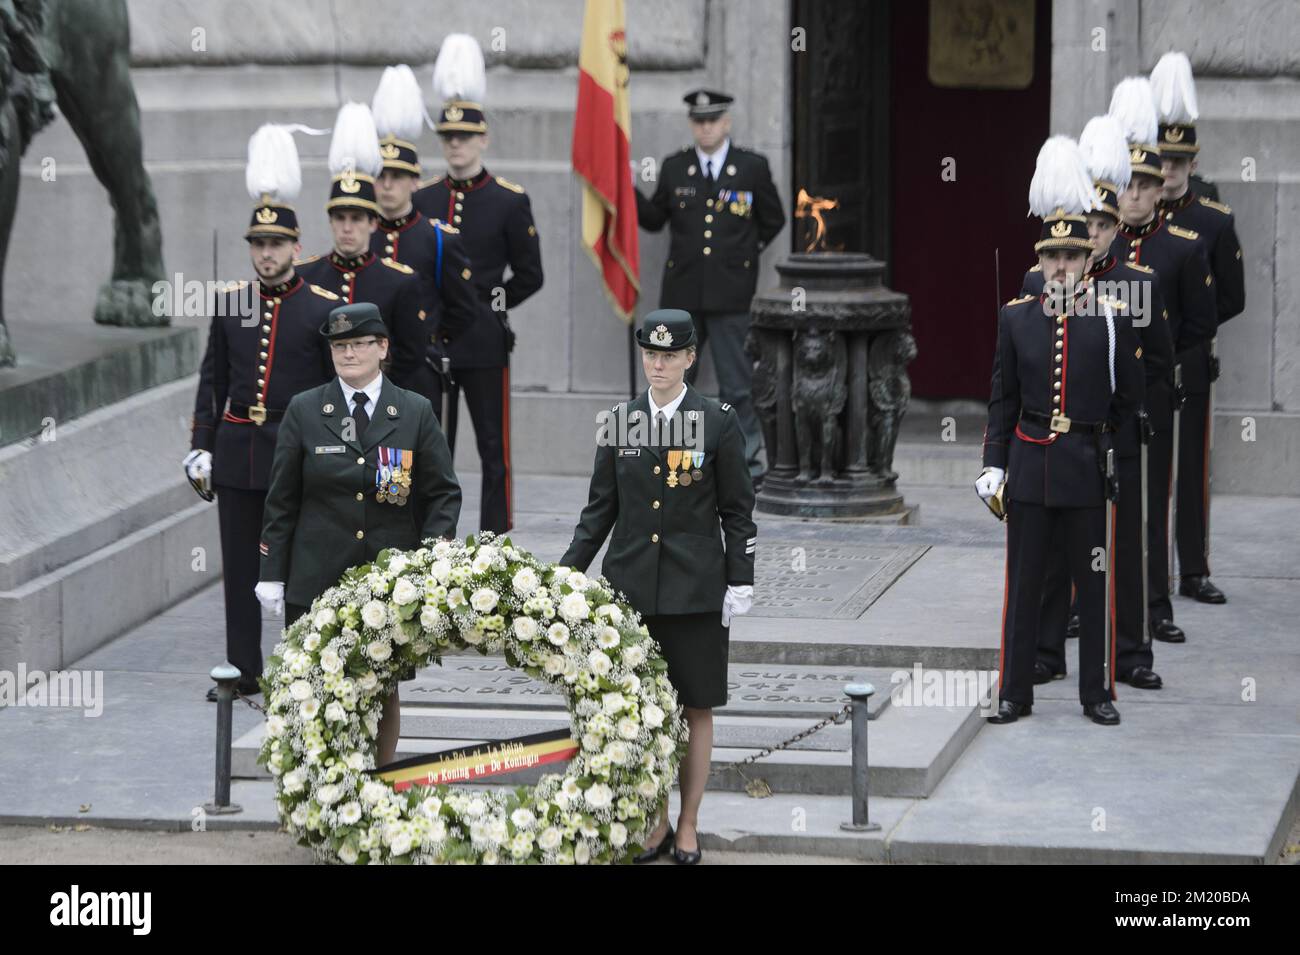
618 448 641 457
674 186 696 198
315 445 347 454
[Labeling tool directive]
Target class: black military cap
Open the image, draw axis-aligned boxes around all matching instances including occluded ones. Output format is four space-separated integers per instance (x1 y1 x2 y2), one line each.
436 101 488 135
636 308 697 351
1128 142 1164 181
684 88 733 120
320 302 389 340
1158 122 1198 156
379 135 420 176
327 171 380 216
1034 211 1093 253
245 197 301 240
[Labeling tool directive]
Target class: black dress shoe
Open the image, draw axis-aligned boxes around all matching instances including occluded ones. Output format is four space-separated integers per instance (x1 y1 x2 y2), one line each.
672 832 702 865
1083 700 1121 725
1119 666 1163 690
987 700 1032 723
631 825 674 864
1151 618 1186 643
1179 575 1226 604
1033 662 1066 685
1066 613 1080 639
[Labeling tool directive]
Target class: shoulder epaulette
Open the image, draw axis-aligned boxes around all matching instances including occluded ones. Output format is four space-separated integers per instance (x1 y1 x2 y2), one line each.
1005 294 1035 306
494 176 526 194
1028 264 1041 272
309 284 339 300
419 174 444 189
432 219 459 234
381 257 415 274
1099 296 1128 311
1127 263 1154 274
1198 196 1233 215
1168 224 1200 241
221 280 249 293
293 254 320 266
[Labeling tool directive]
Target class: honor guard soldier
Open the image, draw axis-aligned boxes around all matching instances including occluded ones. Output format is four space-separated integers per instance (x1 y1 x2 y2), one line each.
369 64 480 415
977 137 1142 726
184 125 337 701
1022 116 1176 690
296 103 437 403
1108 77 1218 645
635 89 785 487
257 302 462 763
1152 52 1246 606
561 309 757 862
412 34 544 534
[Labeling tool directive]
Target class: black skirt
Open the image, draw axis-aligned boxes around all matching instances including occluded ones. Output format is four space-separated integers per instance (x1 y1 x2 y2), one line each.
642 611 730 709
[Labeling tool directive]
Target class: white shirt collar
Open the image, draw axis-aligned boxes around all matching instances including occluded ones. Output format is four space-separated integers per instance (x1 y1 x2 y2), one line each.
647 382 689 422
339 373 383 412
695 138 730 177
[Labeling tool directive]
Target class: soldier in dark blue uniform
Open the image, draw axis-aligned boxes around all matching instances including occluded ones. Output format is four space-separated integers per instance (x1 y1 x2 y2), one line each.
412 34 544 534
369 64 480 421
185 125 338 701
1152 52 1247 606
635 89 786 486
1022 115 1176 691
296 103 438 406
561 308 756 863
979 137 1142 726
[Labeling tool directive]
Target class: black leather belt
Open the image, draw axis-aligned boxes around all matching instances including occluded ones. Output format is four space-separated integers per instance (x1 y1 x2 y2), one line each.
1021 410 1112 435
226 403 285 424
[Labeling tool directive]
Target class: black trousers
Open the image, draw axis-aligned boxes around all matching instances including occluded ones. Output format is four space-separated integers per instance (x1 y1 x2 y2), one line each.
685 310 764 479
1001 500 1111 706
1146 383 1176 623
1037 453 1152 677
216 485 267 684
443 365 511 534
1175 389 1212 578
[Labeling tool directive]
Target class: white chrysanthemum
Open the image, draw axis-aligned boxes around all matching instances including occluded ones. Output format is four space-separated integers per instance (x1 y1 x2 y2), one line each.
566 572 590 591
390 832 413 856
289 680 312 701
361 780 389 805
447 588 466 610
512 567 540 595
562 659 579 684
584 783 614 810
621 673 641 695
559 592 591 622
636 777 659 798
465 797 487 818
266 714 286 738
298 697 321 720
511 808 537 829
392 578 418 605
575 841 591 864
513 616 538 641
290 803 309 827
361 600 388 629
345 752 366 771
546 622 570 646
367 641 392 662
303 632 321 652
582 732 603 752
597 625 620 649
316 783 342 805
470 588 499 613
623 644 646 667
421 795 443 818
605 740 629 765
608 822 627 847
587 649 613 677
617 717 640 740
282 768 306 793
314 608 337 630
562 777 582 799
338 801 362 825
319 647 343 674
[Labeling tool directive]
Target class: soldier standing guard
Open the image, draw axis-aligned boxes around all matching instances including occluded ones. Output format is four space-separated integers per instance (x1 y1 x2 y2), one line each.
296 103 437 402
1022 116 1176 691
977 137 1142 726
369 64 480 419
560 309 756 863
1151 52 1246 606
412 34 544 534
184 125 338 701
1108 77 1218 645
635 89 785 487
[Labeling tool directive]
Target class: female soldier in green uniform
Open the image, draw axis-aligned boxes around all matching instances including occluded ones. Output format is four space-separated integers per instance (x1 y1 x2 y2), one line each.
256 302 462 765
561 309 757 864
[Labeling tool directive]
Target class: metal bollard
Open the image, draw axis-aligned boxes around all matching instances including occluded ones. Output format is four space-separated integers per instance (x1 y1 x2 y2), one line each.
204 664 244 815
840 682 881 832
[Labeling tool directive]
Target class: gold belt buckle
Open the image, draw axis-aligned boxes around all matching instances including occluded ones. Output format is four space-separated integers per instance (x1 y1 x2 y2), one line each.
249 402 268 426
1049 414 1071 433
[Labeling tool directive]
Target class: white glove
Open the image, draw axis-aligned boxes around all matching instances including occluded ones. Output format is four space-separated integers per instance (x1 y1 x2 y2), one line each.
184 449 212 481
975 467 1005 500
722 584 754 627
255 581 285 617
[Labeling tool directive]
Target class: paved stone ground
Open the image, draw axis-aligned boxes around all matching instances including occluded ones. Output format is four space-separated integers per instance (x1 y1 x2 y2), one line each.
1 473 1296 863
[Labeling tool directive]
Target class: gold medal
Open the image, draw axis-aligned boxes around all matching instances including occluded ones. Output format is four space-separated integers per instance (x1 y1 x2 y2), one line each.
666 470 679 488
375 489 386 503
666 450 683 488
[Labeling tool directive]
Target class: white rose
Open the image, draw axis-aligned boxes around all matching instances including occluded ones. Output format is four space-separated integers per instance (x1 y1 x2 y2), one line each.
621 673 641 695
562 659 579 684
361 781 388 805
338 801 362 825
470 588 499 613
582 732 602 752
608 822 627 847
320 648 342 674
513 617 538 641
390 832 413 856
544 654 566 676
618 717 640 739
366 641 392 663
512 567 540 596
546 622 570 646
290 803 309 827
567 572 590 592
324 701 346 723
584 784 613 810
429 558 452 583
471 553 494 575
538 827 562 851
299 698 320 720
601 691 627 714
266 715 285 738
623 645 646 667
358 671 379 693
313 608 336 630
338 843 359 864
605 741 629 765
361 600 388 629
642 702 665 728
391 578 418 606
316 784 342 806
388 555 409 576
346 752 366 771
420 605 443 630
289 680 312 701
636 778 659 798
432 540 453 559
559 592 590 622
575 841 591 865
586 650 612 677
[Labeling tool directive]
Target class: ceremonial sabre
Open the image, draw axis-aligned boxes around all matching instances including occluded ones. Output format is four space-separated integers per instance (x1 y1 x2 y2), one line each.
1169 363 1182 590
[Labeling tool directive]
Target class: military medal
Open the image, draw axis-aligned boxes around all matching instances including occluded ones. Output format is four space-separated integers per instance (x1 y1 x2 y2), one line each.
679 469 692 486
690 450 704 481
666 449 682 488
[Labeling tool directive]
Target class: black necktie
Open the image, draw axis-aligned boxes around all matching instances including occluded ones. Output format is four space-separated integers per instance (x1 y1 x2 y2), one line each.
352 392 370 439
704 159 714 185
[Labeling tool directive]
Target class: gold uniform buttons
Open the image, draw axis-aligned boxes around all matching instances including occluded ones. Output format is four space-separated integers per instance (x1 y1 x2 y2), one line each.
356 457 365 465
259 351 268 359
456 191 465 200
356 492 364 502
704 230 712 238
341 284 351 294
260 338 269 346
651 533 660 543
343 272 354 280
652 500 660 509
454 215 462 223
261 325 270 333
703 247 712 255
455 202 463 211
653 465 661 475
256 378 265 387
258 364 266 373
705 214 714 223
356 530 365 540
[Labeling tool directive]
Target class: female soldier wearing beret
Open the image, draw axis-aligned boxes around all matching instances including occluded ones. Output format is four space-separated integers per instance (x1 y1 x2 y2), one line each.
256 302 462 765
561 308 757 864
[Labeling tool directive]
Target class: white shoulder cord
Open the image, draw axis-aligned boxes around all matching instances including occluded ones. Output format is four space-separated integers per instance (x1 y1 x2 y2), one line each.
1102 299 1116 394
